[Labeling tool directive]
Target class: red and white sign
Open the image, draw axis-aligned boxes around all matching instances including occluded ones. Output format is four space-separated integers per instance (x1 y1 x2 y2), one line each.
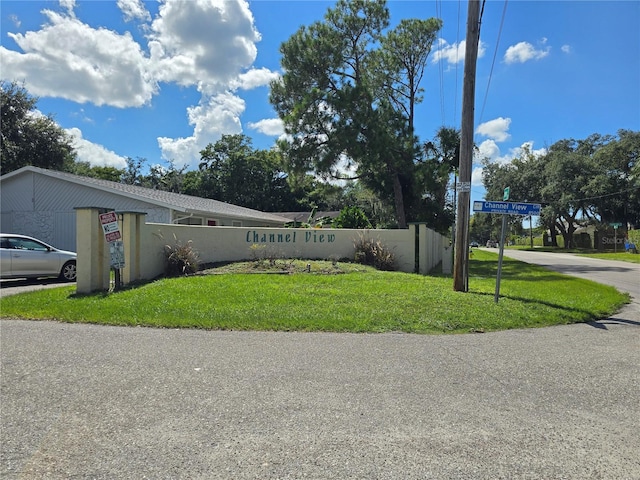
99 211 121 242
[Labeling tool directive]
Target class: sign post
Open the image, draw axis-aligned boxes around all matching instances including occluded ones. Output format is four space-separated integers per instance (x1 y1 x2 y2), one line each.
473 200 542 302
99 211 124 289
495 214 508 303
610 222 622 253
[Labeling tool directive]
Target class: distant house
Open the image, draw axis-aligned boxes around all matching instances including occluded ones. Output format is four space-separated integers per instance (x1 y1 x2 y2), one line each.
278 211 340 227
0 166 290 251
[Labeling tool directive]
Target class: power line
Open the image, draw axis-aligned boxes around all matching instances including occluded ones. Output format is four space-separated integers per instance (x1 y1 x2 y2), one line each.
478 0 509 125
436 0 446 125
569 186 640 204
453 0 461 126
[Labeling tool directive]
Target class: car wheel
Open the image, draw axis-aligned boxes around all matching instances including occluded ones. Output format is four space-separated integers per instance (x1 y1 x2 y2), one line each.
60 261 77 282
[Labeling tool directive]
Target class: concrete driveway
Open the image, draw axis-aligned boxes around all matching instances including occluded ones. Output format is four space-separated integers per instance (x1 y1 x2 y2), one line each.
1 251 639 479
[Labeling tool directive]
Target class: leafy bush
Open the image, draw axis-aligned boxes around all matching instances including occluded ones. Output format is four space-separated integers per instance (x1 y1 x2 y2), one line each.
353 234 395 271
333 206 372 229
164 237 199 276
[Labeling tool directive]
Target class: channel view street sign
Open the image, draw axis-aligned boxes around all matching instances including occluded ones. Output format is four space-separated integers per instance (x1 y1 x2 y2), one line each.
473 200 542 304
473 201 541 216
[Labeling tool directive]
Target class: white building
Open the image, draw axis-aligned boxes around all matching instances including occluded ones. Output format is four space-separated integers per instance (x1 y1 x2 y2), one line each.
1 166 290 251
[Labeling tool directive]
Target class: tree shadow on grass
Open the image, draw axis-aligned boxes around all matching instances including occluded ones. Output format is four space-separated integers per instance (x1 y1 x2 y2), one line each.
470 257 633 283
469 290 616 321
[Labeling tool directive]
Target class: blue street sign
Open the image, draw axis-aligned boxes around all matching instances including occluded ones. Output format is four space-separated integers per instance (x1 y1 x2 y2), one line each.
473 201 541 216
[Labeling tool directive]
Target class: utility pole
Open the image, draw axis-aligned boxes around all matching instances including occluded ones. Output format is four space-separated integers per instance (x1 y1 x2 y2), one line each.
453 0 481 292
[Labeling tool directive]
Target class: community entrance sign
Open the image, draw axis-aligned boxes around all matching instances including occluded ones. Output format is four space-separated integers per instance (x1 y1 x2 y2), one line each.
473 195 542 303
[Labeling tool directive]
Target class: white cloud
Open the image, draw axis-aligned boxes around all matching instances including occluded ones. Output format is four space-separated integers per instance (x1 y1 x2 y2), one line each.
9 14 21 28
59 0 76 18
475 139 501 162
471 166 484 187
247 118 284 136
157 92 245 167
117 0 151 22
432 39 486 65
0 9 157 107
148 0 260 88
0 0 270 167
510 141 547 161
237 68 280 90
504 41 550 64
66 127 128 168
476 117 512 142
561 45 572 54
146 0 267 162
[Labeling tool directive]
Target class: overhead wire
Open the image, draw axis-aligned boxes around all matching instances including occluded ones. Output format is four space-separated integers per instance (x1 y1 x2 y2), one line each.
435 0 446 125
453 0 461 127
478 0 509 125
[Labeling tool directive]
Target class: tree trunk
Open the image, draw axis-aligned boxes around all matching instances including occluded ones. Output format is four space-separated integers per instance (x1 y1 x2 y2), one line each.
392 171 407 228
549 223 559 247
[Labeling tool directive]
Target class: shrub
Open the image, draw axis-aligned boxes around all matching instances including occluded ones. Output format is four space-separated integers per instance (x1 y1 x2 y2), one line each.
164 237 199 276
333 206 372 229
353 234 395 271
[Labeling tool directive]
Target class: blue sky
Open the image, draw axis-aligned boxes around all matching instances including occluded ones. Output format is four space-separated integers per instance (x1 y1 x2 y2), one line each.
1 0 639 206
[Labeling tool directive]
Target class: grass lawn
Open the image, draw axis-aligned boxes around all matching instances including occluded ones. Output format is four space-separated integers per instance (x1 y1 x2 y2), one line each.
0 250 628 334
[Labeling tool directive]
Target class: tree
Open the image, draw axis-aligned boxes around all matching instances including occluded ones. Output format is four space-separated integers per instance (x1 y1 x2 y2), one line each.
197 134 299 212
481 143 546 240
341 181 396 228
416 127 460 234
333 205 372 228
1 81 75 174
541 142 599 248
121 157 148 186
270 0 442 228
69 161 125 182
481 133 640 248
586 130 640 227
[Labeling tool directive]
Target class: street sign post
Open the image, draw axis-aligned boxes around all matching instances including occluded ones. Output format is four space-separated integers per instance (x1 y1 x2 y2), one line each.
610 222 623 253
473 200 542 302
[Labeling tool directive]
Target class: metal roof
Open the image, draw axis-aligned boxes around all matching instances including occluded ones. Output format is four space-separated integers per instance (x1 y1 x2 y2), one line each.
1 166 291 224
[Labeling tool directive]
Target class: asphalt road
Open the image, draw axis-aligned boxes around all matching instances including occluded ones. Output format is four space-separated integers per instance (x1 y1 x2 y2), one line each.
498 248 640 322
0 277 75 298
1 251 639 479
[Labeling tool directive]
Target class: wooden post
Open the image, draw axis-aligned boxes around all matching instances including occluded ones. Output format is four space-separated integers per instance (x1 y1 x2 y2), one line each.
453 0 481 292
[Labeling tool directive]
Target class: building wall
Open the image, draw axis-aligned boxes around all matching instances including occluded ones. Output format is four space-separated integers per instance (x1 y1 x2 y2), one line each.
2 171 288 251
1 171 169 250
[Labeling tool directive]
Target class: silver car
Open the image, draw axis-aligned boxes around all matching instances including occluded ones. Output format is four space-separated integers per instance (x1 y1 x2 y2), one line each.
0 234 77 281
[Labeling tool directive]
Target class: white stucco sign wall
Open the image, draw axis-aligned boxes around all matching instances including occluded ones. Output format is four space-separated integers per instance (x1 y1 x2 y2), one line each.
76 208 448 292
